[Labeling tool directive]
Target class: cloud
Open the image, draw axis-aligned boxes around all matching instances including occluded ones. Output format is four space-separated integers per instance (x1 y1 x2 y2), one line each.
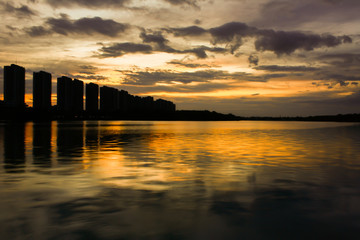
78 65 98 75
139 31 226 58
48 15 129 37
98 42 153 57
181 46 227 59
209 22 352 55
0 2 36 17
167 60 214 68
68 74 108 81
118 69 282 86
98 35 226 59
166 26 207 37
318 54 360 67
318 73 360 81
45 0 130 9
140 31 173 51
254 65 319 72
164 0 200 8
25 26 50 37
252 0 360 29
248 54 259 66
298 90 360 107
210 22 257 43
254 30 351 55
25 15 129 37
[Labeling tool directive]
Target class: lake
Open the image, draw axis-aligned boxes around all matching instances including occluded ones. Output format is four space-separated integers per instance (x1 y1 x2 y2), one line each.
0 121 360 240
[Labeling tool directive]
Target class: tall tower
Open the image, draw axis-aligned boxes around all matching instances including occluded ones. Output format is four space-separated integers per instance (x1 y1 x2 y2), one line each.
86 83 99 113
33 71 52 111
100 86 118 113
4 64 25 108
57 76 72 112
72 79 84 115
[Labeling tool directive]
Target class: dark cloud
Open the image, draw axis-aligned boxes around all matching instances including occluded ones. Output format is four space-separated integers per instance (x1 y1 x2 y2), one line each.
255 65 319 72
139 31 226 58
164 0 200 8
1 2 36 17
209 22 352 55
166 26 207 37
47 15 129 37
26 15 129 37
25 26 50 37
339 80 349 87
252 0 360 29
318 54 360 67
118 69 282 86
254 30 351 55
78 65 99 75
248 54 259 66
139 31 173 51
318 73 360 81
98 42 153 57
45 0 130 9
6 25 18 31
68 74 108 81
299 90 360 107
167 60 214 68
98 32 226 59
210 22 257 43
181 46 227 59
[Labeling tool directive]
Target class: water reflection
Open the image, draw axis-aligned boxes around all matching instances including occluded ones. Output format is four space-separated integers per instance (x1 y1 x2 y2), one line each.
4 123 25 173
0 121 360 239
33 122 52 168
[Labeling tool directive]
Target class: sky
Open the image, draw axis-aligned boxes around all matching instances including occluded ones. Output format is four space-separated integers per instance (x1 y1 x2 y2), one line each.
0 0 359 116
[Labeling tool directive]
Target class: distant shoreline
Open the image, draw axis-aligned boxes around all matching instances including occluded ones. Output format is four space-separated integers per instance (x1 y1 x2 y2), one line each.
0 107 359 122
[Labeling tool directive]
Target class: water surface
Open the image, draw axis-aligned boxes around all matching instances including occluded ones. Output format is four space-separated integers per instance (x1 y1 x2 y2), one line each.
0 121 360 239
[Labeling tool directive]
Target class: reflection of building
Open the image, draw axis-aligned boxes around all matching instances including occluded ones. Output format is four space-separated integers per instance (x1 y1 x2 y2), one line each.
33 122 52 167
4 64 25 108
86 83 99 113
33 71 52 111
57 122 84 159
57 77 84 114
4 123 25 173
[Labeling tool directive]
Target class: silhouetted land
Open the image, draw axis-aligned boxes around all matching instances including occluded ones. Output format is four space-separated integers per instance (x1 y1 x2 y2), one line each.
0 101 359 122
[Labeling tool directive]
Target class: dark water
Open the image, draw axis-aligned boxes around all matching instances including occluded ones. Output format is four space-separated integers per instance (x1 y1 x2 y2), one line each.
0 121 360 240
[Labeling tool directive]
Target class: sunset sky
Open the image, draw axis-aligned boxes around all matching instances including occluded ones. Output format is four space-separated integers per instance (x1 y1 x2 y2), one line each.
0 0 359 116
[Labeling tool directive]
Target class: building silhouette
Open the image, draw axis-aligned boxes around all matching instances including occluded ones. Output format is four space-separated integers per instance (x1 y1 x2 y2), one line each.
72 79 84 115
33 71 51 111
4 64 25 108
86 83 99 113
100 86 119 113
57 76 73 112
57 77 84 115
2 63 176 119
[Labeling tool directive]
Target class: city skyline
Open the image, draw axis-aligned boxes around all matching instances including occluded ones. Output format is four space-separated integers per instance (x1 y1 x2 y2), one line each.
0 0 359 116
2 63 176 117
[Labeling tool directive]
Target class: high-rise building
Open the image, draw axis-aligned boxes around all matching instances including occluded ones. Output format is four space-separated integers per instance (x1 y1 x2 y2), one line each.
86 83 99 113
100 86 118 113
72 79 84 115
4 64 25 108
57 76 72 112
118 90 130 114
57 77 84 115
33 71 51 111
